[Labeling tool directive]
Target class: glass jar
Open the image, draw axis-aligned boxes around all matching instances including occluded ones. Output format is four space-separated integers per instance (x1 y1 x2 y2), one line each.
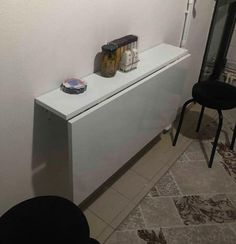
100 43 118 77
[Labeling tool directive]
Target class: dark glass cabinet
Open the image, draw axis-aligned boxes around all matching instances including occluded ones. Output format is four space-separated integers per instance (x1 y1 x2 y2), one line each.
199 0 236 82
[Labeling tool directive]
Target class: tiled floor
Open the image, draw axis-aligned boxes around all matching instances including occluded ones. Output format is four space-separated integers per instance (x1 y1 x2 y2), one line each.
83 105 236 243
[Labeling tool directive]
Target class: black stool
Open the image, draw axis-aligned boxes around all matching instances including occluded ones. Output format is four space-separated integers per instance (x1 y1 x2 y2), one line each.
173 80 236 168
0 196 100 244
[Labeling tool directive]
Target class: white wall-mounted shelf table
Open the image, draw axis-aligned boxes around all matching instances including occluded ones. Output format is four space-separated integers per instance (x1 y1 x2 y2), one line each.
36 43 190 203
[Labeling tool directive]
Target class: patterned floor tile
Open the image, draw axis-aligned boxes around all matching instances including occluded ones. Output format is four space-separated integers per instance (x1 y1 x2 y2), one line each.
105 230 145 244
163 225 236 244
217 143 236 182
173 194 236 225
228 194 236 207
117 206 145 231
106 228 167 244
176 153 189 163
107 225 236 244
147 187 159 198
137 229 167 244
140 196 183 228
155 171 181 196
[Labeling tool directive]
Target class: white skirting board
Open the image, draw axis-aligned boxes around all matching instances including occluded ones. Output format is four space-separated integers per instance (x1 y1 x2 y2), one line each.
68 55 190 203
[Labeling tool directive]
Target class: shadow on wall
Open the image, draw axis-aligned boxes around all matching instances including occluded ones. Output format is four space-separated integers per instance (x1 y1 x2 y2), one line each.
31 103 73 200
93 52 102 73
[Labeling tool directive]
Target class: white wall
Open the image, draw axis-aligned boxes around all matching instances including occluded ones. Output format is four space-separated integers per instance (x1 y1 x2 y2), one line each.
0 0 187 215
184 0 216 91
0 0 215 215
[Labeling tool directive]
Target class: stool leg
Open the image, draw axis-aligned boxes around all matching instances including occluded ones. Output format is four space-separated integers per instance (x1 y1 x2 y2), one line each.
196 106 205 132
173 98 194 146
208 110 223 168
230 124 236 150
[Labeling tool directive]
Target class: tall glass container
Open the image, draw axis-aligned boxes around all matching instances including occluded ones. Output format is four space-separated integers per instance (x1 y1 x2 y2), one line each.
100 43 118 77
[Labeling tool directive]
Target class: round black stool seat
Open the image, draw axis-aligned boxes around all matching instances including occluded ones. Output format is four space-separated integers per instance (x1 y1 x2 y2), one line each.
173 80 236 168
0 196 100 243
192 80 236 110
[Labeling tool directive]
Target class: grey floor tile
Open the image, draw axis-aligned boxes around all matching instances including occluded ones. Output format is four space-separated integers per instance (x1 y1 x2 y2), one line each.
197 120 218 141
84 209 107 238
183 117 234 162
173 194 236 225
197 118 234 145
171 158 236 195
111 170 148 200
140 196 183 228
97 226 114 244
230 222 236 234
224 109 236 122
89 188 129 224
163 225 236 244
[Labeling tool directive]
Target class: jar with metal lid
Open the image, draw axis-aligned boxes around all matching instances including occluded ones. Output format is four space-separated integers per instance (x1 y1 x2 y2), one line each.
100 43 118 77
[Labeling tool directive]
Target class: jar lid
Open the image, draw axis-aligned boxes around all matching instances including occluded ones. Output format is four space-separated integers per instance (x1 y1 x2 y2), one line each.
110 35 138 47
102 43 118 53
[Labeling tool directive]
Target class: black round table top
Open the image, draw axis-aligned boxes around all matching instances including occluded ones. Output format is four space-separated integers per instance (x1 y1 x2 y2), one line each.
0 196 98 243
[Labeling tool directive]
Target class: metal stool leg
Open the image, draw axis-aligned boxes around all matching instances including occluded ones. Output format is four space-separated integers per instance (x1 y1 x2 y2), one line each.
173 98 194 146
196 106 205 132
230 123 236 150
208 110 223 168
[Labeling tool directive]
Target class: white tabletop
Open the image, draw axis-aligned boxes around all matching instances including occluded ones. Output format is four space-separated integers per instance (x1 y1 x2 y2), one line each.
35 43 188 120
